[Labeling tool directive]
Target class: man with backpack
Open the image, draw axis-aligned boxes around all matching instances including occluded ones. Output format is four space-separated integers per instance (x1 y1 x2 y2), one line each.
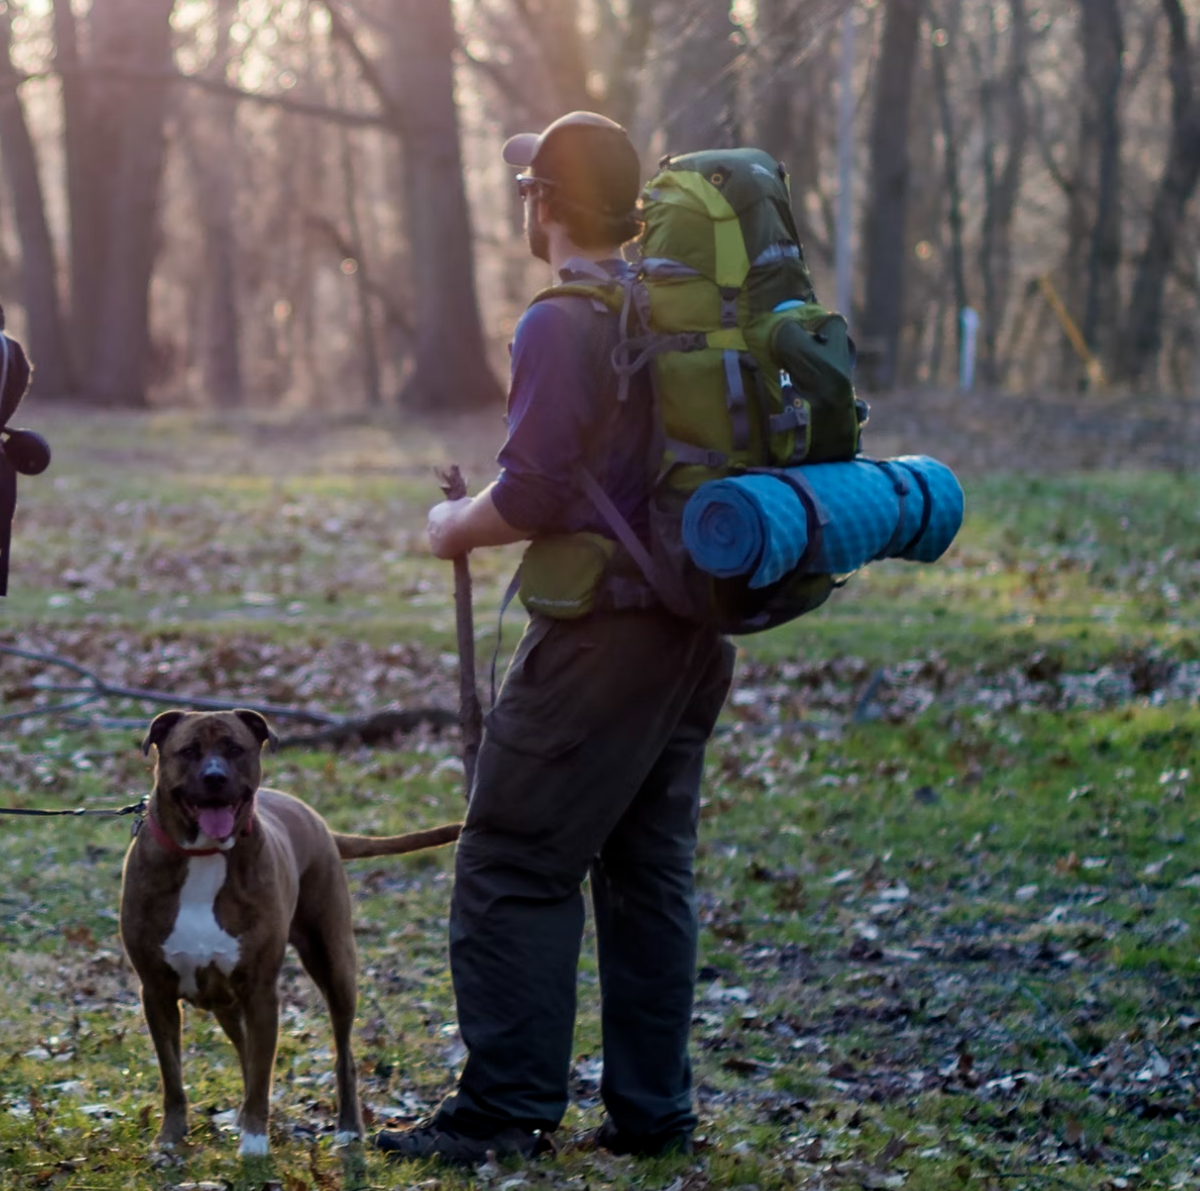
374 111 735 1165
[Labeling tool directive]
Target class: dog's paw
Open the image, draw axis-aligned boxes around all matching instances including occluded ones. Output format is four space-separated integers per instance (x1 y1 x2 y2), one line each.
333 1130 362 1145
238 1132 269 1157
148 1144 185 1169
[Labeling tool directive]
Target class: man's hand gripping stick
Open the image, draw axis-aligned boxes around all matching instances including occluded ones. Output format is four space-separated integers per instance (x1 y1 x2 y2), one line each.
436 465 483 800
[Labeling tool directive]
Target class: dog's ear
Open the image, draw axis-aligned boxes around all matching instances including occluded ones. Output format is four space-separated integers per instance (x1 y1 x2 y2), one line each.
235 709 279 754
142 710 186 757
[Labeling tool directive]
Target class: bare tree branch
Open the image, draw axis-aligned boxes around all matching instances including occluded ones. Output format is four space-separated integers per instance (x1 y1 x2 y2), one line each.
322 0 403 128
305 212 413 336
12 64 391 132
0 643 338 723
0 643 457 748
1027 72 1075 196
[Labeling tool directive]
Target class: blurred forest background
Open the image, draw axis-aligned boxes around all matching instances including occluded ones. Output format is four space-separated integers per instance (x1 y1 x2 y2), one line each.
0 0 1198 412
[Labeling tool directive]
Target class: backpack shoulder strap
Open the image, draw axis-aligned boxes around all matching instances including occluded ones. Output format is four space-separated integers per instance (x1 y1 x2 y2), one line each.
531 281 623 315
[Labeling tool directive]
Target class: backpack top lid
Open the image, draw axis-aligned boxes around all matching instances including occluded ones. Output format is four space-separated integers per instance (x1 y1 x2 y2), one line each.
640 148 815 312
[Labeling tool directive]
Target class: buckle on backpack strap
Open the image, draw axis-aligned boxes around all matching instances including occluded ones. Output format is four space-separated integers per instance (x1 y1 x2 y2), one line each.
666 439 728 471
719 286 739 328
723 350 751 451
770 404 809 434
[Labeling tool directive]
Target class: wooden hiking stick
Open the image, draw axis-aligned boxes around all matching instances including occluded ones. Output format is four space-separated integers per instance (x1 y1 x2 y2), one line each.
436 465 483 799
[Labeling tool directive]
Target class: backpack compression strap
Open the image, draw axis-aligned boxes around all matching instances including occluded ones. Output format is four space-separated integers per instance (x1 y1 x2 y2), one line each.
578 468 688 617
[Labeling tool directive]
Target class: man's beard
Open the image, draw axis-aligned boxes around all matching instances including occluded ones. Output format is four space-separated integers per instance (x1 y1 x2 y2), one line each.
526 204 551 264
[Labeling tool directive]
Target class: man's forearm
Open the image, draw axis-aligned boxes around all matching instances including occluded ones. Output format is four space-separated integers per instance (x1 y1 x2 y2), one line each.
428 483 530 559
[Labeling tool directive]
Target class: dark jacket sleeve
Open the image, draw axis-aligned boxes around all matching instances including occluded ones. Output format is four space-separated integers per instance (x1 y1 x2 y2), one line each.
492 300 598 535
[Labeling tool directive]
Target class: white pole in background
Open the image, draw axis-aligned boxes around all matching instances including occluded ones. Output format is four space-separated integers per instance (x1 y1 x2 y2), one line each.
835 4 855 319
960 307 980 391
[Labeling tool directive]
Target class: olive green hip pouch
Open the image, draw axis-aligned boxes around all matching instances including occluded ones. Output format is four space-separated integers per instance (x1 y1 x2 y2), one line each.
517 533 617 619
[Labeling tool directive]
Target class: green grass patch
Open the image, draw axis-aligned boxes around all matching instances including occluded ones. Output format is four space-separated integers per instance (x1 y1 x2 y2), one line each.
1 412 1199 1188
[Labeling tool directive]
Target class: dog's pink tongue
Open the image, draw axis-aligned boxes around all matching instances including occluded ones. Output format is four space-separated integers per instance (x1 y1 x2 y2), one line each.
197 806 236 841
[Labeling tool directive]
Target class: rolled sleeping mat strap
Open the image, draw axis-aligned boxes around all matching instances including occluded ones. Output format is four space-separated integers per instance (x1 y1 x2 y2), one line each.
785 455 962 570
757 467 829 581
895 460 934 558
868 458 912 560
891 456 951 562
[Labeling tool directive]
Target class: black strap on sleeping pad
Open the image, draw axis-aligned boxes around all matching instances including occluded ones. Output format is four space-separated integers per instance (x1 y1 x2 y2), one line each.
895 461 934 557
865 457 933 560
745 467 830 576
868 459 911 560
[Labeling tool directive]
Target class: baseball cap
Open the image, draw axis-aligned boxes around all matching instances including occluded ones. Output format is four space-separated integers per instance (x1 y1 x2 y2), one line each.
502 111 641 217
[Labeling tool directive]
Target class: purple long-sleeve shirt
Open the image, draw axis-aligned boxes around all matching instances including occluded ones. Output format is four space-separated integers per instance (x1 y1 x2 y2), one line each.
492 261 652 542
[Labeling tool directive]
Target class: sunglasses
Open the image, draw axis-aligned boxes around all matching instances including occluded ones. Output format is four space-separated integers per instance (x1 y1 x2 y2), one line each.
516 175 555 199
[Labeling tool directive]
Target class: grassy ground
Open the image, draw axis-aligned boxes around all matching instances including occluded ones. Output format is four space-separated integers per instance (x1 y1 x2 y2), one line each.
0 406 1198 1191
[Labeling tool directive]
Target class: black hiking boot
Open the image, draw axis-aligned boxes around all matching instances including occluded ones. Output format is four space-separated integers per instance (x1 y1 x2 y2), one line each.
587 1118 694 1157
374 1117 547 1166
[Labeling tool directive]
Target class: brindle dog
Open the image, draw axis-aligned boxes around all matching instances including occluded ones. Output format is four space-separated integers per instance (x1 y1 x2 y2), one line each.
119 709 459 1155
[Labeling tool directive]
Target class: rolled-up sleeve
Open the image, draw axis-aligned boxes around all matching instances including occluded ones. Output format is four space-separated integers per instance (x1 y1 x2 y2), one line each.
492 301 594 535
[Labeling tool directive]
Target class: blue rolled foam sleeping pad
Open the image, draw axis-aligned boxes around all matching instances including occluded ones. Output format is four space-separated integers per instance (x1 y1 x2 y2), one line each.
681 455 964 589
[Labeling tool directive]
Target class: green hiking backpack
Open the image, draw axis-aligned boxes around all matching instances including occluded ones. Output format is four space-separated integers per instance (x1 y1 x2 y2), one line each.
518 147 866 634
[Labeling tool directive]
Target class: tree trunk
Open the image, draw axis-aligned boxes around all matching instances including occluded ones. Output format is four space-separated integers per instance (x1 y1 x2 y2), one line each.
180 0 243 408
536 0 593 114
755 0 830 267
603 0 655 132
201 138 244 409
392 0 502 410
756 0 799 164
52 0 104 380
333 48 381 409
1120 0 1200 384
859 0 923 389
660 0 740 152
86 0 177 406
1078 0 1123 367
978 0 1029 386
932 19 969 373
0 10 74 396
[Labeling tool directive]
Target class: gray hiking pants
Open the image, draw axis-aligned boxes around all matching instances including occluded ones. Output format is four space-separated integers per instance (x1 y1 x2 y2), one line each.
432 608 735 1140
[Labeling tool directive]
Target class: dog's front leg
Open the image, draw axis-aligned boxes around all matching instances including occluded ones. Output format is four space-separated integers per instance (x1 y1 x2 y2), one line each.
142 991 188 1147
236 986 280 1156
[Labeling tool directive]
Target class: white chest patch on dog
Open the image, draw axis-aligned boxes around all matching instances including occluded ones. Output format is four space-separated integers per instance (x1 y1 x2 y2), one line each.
163 855 240 998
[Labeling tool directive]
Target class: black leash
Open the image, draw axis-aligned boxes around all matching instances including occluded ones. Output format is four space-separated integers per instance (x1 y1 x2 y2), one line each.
0 798 146 824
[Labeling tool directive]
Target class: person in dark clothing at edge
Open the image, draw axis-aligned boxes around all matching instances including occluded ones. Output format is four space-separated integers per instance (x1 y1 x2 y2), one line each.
374 112 735 1167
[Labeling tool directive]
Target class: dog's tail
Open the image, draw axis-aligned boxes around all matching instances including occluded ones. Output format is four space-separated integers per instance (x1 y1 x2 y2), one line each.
333 822 461 860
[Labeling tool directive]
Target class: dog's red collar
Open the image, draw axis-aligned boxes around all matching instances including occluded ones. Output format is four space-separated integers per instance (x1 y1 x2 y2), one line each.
144 806 255 858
